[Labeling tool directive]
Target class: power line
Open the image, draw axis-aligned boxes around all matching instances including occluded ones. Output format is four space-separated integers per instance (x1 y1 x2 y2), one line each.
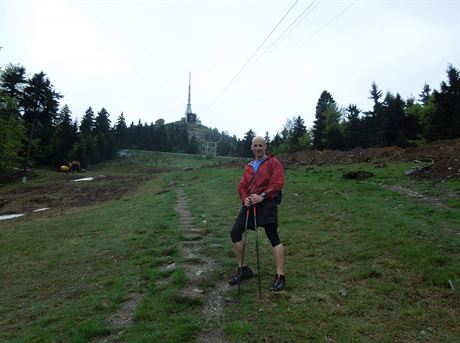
236 0 321 83
209 0 358 111
283 0 359 61
209 0 301 107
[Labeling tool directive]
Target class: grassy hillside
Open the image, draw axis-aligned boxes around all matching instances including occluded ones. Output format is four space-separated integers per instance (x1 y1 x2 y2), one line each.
0 151 459 342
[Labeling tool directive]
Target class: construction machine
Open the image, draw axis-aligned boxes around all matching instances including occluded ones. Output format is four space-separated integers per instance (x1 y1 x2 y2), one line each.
59 161 84 173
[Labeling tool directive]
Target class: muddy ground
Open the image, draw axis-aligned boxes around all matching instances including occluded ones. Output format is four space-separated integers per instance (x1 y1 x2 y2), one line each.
281 138 460 180
0 170 158 218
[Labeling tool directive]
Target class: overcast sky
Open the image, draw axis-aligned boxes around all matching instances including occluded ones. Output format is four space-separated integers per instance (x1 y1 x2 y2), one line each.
1 0 459 139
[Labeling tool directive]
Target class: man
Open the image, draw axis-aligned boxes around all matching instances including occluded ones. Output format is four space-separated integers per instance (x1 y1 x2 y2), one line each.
229 136 286 292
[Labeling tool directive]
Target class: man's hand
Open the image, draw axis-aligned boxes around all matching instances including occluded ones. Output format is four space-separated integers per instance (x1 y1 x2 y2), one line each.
249 193 264 205
244 197 252 207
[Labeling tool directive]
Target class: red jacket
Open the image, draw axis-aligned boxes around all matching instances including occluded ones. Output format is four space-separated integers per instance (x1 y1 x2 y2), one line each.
238 155 284 202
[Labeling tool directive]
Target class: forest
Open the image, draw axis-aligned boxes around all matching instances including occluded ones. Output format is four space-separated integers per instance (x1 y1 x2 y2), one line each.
0 63 459 172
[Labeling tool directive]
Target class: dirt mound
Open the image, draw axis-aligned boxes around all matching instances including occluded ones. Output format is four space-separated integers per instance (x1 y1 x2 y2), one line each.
280 138 460 180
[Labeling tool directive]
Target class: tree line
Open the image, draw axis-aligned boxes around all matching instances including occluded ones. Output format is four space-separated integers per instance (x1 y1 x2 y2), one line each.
1 63 459 173
268 64 459 154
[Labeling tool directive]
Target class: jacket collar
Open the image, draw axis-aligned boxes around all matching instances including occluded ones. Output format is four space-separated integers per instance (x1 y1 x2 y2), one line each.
248 154 275 166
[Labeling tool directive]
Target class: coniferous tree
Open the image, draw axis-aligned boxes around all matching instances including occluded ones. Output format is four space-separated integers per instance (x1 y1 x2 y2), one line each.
419 83 432 105
240 129 255 157
80 107 95 135
78 107 96 166
343 104 362 148
312 90 335 150
156 120 168 151
271 132 283 151
115 112 128 148
0 90 25 169
361 82 384 147
22 72 62 171
428 64 460 140
94 108 115 162
51 104 78 165
0 63 27 105
322 103 345 149
264 131 271 151
290 115 307 152
378 92 407 147
406 85 436 142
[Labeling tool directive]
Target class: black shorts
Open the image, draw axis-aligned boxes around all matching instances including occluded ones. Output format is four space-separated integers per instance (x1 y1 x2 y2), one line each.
230 200 281 247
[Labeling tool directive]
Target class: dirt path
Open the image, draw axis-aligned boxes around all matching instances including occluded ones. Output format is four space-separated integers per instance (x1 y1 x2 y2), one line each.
174 188 229 343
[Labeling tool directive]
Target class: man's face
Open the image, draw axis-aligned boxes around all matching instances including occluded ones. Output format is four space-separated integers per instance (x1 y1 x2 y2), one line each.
251 139 267 159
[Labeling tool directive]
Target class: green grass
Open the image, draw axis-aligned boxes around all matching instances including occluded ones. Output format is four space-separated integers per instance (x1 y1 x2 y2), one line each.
1 153 459 342
0 169 202 342
185 163 460 342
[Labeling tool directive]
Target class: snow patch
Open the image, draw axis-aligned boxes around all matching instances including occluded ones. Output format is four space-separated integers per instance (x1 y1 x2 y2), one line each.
33 208 50 212
71 177 94 182
0 213 25 221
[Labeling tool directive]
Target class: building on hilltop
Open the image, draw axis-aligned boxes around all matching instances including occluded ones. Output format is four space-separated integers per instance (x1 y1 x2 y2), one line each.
183 72 198 124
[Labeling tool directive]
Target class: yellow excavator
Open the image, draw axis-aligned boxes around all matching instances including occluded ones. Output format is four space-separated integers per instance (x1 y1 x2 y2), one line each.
59 161 84 173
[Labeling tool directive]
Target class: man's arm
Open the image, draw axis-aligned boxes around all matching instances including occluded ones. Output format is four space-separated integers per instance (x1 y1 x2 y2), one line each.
263 158 284 199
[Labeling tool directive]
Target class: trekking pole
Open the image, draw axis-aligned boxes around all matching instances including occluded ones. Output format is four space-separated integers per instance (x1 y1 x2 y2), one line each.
254 206 262 299
238 207 250 296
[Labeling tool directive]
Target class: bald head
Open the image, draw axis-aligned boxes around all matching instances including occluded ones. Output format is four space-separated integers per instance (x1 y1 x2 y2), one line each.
252 136 266 145
251 136 267 160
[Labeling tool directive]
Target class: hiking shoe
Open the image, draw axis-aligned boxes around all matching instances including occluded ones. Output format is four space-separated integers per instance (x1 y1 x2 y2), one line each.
269 274 285 292
228 266 253 285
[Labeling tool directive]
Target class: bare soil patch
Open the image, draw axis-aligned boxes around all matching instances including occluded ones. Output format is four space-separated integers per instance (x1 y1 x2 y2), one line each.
282 138 460 180
0 173 151 217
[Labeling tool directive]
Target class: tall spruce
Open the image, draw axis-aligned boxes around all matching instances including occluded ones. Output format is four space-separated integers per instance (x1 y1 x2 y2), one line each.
419 83 432 105
344 104 362 148
22 72 61 172
241 129 255 157
428 64 460 140
51 104 78 165
115 112 128 148
94 108 115 162
312 90 335 150
363 82 384 146
78 107 96 166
